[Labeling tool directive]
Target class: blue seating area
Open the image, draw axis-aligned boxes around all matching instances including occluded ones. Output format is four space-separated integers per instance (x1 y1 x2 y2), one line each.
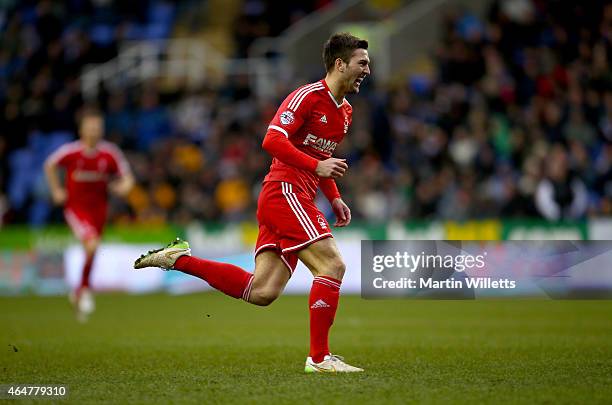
0 1 180 225
7 131 72 225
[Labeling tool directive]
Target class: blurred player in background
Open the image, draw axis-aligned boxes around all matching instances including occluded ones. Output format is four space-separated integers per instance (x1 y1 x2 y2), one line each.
45 108 134 321
135 33 370 372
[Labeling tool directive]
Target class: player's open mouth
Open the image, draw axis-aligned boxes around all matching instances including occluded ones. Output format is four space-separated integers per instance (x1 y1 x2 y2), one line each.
354 78 363 87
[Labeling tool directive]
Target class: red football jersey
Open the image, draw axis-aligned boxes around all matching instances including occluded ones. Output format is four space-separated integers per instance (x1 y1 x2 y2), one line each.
264 79 352 198
47 140 131 210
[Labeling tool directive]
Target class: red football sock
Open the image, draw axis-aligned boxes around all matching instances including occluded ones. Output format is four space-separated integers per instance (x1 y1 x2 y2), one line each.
174 256 254 300
79 251 95 290
309 276 341 363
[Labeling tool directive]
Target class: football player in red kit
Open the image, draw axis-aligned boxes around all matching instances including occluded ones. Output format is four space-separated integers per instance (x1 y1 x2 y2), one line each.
45 108 134 321
135 33 370 372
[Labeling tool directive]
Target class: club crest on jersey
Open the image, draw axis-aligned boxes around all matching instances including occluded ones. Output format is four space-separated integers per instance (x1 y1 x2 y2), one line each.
320 114 327 124
280 110 295 125
303 134 337 154
317 214 328 230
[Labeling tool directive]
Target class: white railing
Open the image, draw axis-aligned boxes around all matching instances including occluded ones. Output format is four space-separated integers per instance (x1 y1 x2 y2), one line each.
80 0 492 100
248 0 372 80
249 0 491 84
80 1 384 100
80 38 287 100
80 39 226 99
375 0 491 82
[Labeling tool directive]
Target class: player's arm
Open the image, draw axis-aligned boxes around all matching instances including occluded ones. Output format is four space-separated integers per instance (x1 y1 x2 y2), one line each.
107 146 135 197
44 149 68 205
262 91 348 178
109 172 134 197
320 178 351 227
262 131 348 178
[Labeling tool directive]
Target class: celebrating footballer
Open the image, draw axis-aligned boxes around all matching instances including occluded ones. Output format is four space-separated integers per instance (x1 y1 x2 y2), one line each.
135 32 370 373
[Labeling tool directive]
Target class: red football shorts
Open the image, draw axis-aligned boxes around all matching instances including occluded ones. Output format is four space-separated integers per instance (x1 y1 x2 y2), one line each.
64 206 106 241
255 181 332 274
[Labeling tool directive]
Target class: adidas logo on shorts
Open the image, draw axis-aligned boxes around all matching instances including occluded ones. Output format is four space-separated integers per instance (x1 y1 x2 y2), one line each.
310 299 331 309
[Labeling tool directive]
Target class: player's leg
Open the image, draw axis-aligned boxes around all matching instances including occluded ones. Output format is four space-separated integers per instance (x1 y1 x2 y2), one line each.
72 236 98 320
298 237 344 362
298 236 345 278
135 182 294 304
79 236 99 294
169 251 254 300
134 242 290 306
64 208 101 294
297 237 363 372
172 249 290 305
265 181 361 371
245 250 291 306
64 208 101 320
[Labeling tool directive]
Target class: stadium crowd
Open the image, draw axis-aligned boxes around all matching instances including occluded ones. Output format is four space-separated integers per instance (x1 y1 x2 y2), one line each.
0 0 611 227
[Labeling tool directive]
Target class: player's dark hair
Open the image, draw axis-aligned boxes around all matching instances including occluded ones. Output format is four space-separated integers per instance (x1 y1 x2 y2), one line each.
323 33 368 73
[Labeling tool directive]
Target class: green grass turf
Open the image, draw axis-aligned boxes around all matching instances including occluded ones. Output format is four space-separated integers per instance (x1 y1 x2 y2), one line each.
1 293 612 404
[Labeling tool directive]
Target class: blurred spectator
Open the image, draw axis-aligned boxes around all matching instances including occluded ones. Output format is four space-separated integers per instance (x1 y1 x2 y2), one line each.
106 92 134 146
535 145 588 221
2 0 612 228
135 89 172 151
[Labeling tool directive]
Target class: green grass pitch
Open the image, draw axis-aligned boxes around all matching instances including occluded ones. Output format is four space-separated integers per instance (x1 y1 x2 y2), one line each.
2 293 612 404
